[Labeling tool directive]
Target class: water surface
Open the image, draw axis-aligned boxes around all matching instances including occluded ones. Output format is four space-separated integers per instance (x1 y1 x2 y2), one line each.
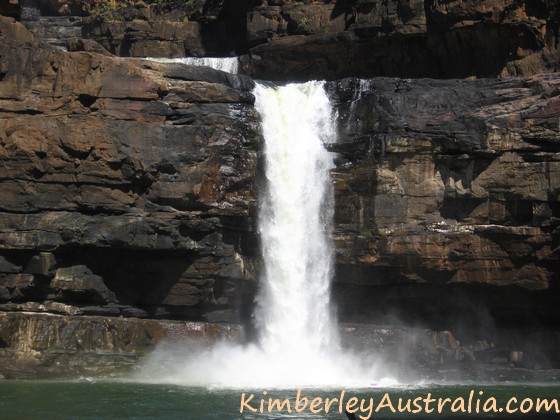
1 381 559 419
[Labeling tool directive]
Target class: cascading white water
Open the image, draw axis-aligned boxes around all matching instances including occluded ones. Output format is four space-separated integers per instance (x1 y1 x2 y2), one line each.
347 79 373 132
138 81 385 388
146 57 239 74
254 81 339 356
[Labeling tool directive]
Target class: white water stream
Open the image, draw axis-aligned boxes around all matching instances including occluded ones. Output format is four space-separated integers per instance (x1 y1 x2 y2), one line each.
146 57 239 74
254 81 339 358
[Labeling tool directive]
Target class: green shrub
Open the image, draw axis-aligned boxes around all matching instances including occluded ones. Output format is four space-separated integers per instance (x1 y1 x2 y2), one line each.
89 0 197 17
297 16 309 32
90 0 115 17
152 0 197 13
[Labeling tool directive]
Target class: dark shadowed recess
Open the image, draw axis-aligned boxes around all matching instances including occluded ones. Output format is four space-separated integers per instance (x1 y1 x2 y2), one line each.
0 1 20 19
69 246 255 320
0 246 257 323
197 0 258 57
247 22 542 81
332 270 560 330
332 276 560 369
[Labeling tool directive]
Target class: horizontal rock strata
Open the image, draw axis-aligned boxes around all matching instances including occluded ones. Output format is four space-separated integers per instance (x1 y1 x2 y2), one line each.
0 311 243 379
243 0 560 80
0 16 260 327
327 76 560 332
76 0 560 80
2 311 558 379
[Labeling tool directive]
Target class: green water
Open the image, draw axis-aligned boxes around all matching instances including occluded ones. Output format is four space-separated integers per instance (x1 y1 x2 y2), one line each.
1 381 559 419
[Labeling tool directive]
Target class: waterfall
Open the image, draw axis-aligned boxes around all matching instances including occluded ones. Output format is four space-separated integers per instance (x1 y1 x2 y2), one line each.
146 57 239 74
347 79 373 132
254 81 339 356
139 81 382 388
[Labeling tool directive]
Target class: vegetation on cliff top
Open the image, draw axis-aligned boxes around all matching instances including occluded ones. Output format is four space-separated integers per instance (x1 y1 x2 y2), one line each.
90 0 197 18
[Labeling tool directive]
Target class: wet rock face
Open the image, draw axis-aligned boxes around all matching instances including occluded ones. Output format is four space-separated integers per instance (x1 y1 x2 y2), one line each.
341 324 560 378
0 311 164 379
326 76 560 328
3 309 559 380
0 16 260 323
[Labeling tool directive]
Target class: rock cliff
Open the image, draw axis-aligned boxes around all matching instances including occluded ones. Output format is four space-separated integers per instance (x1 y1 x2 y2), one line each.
0 16 260 329
10 0 559 80
1 1 560 378
76 0 560 80
243 0 560 80
327 77 560 335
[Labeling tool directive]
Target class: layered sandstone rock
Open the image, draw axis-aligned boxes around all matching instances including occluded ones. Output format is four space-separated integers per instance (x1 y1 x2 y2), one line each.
243 0 560 80
0 16 260 326
75 0 560 80
81 0 252 57
0 311 243 378
4 308 559 380
327 76 560 331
